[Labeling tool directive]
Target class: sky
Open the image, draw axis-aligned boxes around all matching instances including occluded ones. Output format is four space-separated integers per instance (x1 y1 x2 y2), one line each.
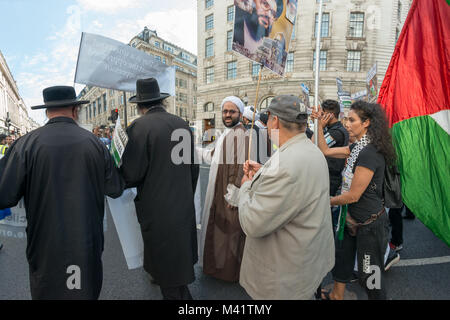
0 0 197 125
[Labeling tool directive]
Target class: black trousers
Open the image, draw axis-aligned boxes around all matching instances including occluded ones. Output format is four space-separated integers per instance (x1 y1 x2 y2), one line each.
160 285 193 300
332 213 389 300
389 206 404 246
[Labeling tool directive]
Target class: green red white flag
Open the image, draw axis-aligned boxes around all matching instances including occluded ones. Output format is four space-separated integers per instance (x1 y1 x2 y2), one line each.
110 116 128 167
378 0 450 245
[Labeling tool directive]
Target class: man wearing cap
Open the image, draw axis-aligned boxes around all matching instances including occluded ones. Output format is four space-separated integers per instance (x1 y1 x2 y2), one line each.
120 78 199 299
238 95 335 299
0 86 124 299
198 96 249 283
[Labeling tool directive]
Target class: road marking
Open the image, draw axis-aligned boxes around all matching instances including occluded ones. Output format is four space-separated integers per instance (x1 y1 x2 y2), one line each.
393 256 450 267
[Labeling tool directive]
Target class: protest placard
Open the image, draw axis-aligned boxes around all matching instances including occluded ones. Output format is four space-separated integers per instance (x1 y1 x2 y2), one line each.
110 116 128 167
233 0 298 76
74 32 175 95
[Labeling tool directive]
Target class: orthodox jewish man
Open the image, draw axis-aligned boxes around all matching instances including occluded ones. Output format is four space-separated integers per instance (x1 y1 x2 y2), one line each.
120 78 199 300
0 86 125 299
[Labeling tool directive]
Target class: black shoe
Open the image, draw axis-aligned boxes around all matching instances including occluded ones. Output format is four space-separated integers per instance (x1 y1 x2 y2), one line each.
0 243 3 251
350 271 359 283
385 251 400 271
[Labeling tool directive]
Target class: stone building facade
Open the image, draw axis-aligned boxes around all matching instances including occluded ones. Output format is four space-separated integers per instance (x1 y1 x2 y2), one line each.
196 0 412 131
0 50 39 136
78 27 197 129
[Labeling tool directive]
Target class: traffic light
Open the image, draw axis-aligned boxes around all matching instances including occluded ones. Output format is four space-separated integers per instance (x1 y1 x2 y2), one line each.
109 109 119 123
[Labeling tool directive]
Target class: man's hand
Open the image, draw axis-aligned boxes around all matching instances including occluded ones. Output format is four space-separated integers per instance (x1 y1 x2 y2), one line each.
244 160 262 179
320 113 333 128
241 173 252 185
310 106 323 121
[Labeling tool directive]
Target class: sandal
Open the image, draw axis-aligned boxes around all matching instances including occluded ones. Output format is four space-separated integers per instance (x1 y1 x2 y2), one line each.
321 290 332 300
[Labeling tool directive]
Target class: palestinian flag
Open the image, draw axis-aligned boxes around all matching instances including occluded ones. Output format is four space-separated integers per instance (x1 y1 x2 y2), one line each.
378 0 449 246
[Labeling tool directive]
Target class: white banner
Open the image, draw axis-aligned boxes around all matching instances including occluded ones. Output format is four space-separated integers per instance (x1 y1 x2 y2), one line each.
106 189 144 270
74 32 175 95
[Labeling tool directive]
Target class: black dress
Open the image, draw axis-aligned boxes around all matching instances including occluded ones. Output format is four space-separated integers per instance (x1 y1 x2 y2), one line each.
0 117 124 299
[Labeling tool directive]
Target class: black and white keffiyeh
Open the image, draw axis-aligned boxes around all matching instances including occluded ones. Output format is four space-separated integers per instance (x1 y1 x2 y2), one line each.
341 134 371 193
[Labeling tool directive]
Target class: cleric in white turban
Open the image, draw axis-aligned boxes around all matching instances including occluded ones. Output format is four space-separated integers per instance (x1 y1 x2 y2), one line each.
197 96 249 282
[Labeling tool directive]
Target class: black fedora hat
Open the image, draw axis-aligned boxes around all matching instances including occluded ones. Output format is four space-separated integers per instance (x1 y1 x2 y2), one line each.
31 86 89 110
129 78 170 104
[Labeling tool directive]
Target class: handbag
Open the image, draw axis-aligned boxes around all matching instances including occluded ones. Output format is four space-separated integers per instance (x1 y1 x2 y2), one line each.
383 165 403 209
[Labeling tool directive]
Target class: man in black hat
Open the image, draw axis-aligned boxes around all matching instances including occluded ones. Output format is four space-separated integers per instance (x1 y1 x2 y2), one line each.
120 78 199 300
0 86 124 300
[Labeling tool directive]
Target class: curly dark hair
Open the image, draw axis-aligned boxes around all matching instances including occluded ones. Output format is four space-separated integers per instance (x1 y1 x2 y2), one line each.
350 101 397 165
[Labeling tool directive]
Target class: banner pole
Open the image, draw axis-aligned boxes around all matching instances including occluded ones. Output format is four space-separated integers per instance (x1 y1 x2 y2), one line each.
314 0 324 146
123 91 128 128
248 63 263 161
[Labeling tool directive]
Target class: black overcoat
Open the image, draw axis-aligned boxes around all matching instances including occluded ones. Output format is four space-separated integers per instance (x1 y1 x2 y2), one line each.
0 117 124 299
120 106 199 288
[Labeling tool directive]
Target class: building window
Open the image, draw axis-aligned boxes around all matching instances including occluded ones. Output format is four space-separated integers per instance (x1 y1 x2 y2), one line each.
86 106 89 121
313 50 327 71
206 67 214 84
349 13 364 38
259 96 274 111
315 13 330 38
204 102 214 112
155 56 161 62
163 43 174 52
103 94 107 112
154 41 160 48
347 50 361 72
227 30 233 51
121 94 124 105
97 98 101 114
163 57 166 64
252 62 261 77
227 61 237 80
227 5 234 22
205 14 214 31
291 22 296 40
93 102 96 117
205 0 213 9
397 1 402 20
205 37 214 57
286 52 294 72
395 27 400 43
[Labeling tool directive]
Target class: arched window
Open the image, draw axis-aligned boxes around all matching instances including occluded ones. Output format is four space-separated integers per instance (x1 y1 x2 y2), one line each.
204 102 214 112
259 96 275 112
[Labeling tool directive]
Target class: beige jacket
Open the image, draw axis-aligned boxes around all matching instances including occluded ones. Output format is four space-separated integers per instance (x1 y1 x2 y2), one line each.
238 133 335 300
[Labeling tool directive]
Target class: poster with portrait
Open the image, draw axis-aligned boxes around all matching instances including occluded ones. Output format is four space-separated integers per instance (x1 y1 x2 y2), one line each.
233 0 298 76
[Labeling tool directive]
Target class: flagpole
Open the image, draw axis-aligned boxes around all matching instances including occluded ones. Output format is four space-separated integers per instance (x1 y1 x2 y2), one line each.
248 63 263 161
314 0 324 146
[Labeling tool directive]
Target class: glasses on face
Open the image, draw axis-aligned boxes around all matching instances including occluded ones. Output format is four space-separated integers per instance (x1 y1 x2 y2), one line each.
259 0 277 17
222 110 238 115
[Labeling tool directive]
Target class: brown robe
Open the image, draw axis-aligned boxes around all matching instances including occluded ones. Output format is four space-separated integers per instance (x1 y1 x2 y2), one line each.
203 124 249 282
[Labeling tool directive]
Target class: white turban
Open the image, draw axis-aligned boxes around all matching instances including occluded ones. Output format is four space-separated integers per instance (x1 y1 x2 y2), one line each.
243 106 260 121
220 96 245 115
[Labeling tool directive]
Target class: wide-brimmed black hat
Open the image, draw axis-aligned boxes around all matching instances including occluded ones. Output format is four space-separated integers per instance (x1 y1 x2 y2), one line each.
31 86 89 110
128 78 170 104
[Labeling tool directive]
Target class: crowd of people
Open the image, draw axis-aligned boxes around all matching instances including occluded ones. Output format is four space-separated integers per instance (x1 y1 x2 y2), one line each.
0 77 413 300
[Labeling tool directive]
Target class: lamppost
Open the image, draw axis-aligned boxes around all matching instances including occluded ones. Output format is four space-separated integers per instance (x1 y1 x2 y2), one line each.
243 94 248 106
